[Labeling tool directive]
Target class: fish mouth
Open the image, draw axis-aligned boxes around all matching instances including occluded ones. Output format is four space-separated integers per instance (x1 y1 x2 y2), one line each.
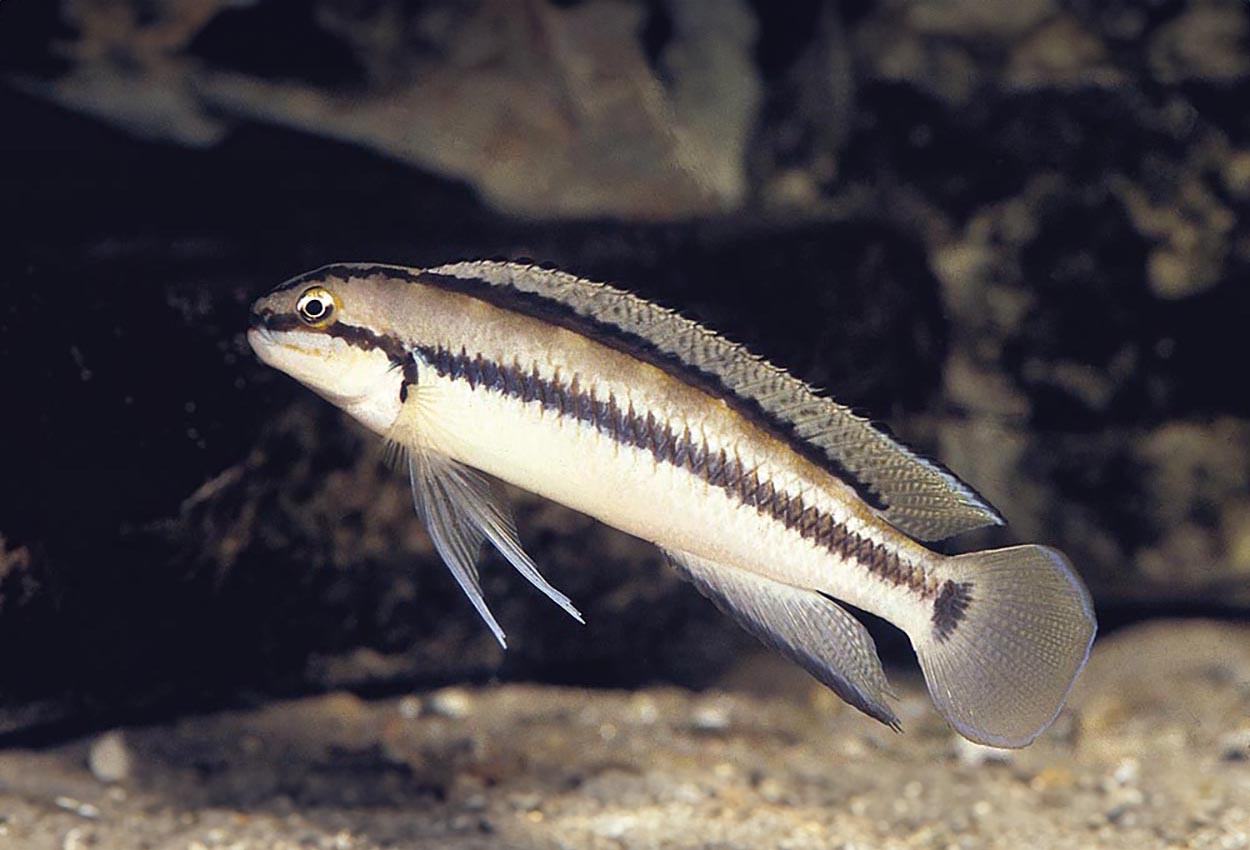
247 307 296 354
247 308 276 346
246 326 339 367
246 328 276 364
246 327 324 374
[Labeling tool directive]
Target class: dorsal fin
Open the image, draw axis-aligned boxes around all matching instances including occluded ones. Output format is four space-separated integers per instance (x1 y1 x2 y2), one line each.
411 260 1003 541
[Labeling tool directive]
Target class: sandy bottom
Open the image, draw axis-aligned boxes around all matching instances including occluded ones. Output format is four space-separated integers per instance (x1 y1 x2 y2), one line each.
0 620 1246 850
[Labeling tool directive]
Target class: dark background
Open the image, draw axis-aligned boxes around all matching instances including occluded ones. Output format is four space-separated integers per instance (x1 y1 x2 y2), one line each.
1 0 1248 742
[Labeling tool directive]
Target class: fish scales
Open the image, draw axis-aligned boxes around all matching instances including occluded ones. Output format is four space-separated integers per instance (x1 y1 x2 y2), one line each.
249 262 1097 748
418 342 932 594
275 262 1003 541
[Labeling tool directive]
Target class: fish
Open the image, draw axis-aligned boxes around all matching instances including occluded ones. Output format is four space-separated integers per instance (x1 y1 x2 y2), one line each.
247 260 1096 748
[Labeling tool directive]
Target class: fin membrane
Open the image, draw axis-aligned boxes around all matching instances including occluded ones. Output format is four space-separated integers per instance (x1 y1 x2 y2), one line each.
664 548 898 729
914 545 1096 748
407 448 583 648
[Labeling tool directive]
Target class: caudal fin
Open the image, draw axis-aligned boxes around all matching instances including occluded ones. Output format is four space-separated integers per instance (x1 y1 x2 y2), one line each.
914 545 1096 748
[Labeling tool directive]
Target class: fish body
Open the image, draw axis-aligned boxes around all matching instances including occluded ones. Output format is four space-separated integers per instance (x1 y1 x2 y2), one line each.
248 261 1096 747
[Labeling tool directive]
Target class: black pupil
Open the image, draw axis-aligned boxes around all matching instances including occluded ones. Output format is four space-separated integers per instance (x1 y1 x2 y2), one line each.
304 298 325 318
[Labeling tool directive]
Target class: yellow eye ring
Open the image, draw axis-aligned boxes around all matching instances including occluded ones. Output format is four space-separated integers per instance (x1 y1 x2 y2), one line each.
295 286 339 328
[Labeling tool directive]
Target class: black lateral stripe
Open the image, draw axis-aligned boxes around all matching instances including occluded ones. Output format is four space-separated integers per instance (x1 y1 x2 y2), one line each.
252 308 410 368
279 264 890 512
426 270 890 510
328 322 409 364
419 345 936 597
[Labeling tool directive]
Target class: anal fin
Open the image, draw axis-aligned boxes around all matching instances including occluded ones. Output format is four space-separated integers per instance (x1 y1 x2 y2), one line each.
664 548 898 730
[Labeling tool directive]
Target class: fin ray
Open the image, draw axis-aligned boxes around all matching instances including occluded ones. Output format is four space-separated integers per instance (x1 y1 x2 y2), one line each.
407 448 583 648
664 548 898 729
408 451 506 647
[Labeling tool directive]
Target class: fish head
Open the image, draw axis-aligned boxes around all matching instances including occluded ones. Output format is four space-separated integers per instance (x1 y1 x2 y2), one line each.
248 267 407 433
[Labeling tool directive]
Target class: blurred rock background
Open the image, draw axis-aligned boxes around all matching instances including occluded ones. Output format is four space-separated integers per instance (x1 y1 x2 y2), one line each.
0 0 1248 739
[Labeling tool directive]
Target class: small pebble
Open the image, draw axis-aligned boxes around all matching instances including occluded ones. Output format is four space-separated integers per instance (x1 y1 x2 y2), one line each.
62 827 92 850
671 782 707 804
954 737 1013 767
88 730 132 784
54 797 100 819
1030 766 1075 795
1105 786 1145 823
629 695 660 724
508 792 542 812
1219 726 1250 761
757 777 787 803
590 813 636 839
1112 756 1140 786
427 687 474 719
449 814 477 832
690 701 731 732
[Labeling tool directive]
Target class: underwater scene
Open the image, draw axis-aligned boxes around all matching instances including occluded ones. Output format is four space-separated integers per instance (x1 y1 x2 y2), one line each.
1 1 1249 848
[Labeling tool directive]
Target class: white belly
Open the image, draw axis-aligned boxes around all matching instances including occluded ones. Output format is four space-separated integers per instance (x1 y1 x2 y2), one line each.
397 372 935 636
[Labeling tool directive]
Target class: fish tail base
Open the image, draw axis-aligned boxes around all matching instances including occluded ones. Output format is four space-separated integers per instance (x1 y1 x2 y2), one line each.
914 545 1096 748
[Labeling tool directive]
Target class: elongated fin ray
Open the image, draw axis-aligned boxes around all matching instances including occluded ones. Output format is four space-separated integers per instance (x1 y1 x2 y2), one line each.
407 451 504 646
407 448 583 648
423 261 1002 541
914 545 1096 748
664 548 899 730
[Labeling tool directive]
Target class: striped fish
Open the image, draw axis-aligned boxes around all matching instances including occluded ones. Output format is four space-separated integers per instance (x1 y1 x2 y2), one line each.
248 261 1096 747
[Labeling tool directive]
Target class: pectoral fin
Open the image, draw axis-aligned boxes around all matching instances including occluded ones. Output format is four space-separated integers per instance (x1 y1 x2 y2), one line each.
407 447 583 648
663 548 899 729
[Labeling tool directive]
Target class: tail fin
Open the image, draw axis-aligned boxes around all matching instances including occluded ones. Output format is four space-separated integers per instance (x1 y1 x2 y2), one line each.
914 545 1096 748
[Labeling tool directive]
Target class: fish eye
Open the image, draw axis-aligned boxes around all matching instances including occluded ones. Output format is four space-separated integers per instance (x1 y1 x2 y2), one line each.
296 286 338 327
